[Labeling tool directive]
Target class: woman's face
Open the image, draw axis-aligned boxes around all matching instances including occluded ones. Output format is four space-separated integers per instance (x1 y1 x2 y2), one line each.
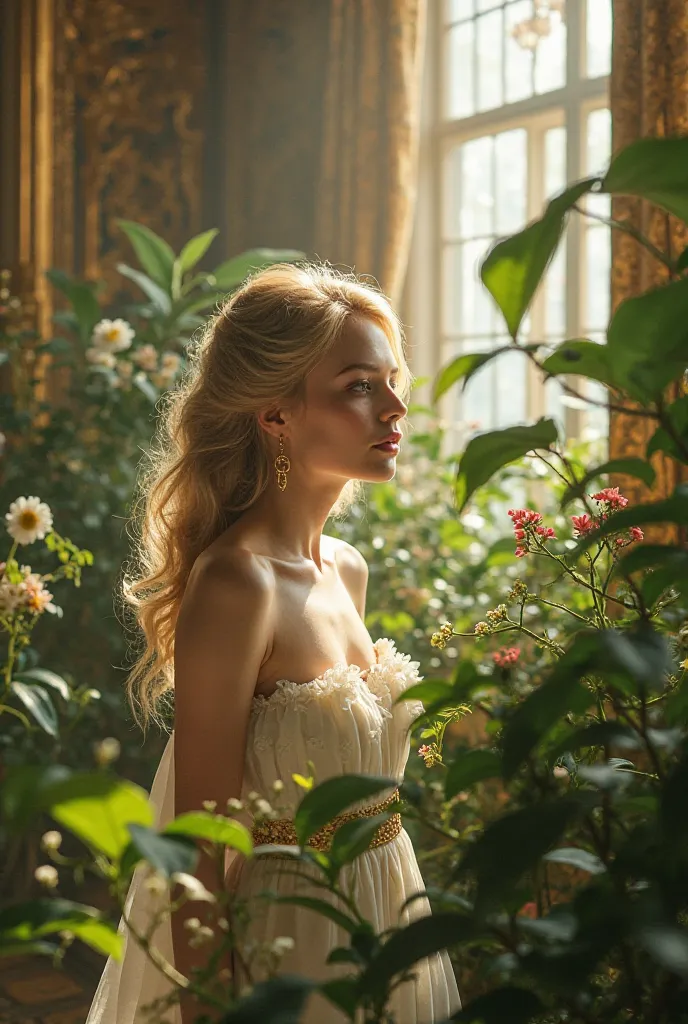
288 315 409 484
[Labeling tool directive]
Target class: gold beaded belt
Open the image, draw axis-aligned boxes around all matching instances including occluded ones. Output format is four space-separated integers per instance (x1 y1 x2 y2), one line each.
251 788 402 853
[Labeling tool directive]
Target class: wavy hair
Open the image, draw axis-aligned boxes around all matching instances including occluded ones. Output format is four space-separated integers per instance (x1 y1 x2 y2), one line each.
119 261 415 734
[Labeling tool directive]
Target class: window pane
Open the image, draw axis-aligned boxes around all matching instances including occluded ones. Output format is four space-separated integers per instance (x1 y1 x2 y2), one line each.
447 0 474 21
477 9 503 111
444 145 462 238
442 244 463 334
505 1 534 104
461 340 494 431
585 225 611 330
447 22 475 119
587 0 612 78
476 0 501 11
495 345 527 426
461 239 495 334
545 125 566 198
534 12 566 93
545 247 566 336
495 129 527 234
461 135 494 236
587 108 611 216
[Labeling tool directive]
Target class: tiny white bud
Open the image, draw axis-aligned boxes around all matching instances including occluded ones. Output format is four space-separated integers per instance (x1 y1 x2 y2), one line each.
255 798 273 817
183 917 202 932
247 790 260 803
171 872 216 903
144 872 168 895
35 864 59 889
271 779 284 793
202 800 217 812
41 830 63 852
93 736 121 766
226 797 244 813
271 936 295 956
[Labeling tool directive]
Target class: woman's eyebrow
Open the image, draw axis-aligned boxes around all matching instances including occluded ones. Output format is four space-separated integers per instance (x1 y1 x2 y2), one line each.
335 361 399 377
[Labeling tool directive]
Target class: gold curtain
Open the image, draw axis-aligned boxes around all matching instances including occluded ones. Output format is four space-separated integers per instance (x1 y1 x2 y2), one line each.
610 0 688 539
314 0 427 308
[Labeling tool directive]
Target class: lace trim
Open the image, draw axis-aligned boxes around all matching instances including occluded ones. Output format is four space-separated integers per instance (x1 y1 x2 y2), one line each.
250 637 424 717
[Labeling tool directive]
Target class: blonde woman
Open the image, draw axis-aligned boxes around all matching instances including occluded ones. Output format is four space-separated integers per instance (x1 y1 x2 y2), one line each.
86 263 461 1024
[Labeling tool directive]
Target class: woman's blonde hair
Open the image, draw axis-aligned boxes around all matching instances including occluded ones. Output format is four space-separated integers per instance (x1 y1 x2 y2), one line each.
120 260 414 734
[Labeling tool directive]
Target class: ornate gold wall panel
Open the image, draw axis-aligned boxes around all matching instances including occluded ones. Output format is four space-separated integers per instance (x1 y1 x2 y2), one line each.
610 0 688 541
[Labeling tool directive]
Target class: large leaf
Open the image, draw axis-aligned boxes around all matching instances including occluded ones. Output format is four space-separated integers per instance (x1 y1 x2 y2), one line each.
501 632 602 778
125 823 198 878
614 544 688 605
606 276 688 403
329 813 394 868
481 179 597 338
569 484 688 558
43 773 153 860
164 811 253 857
432 346 536 402
560 458 656 508
267 894 359 934
541 338 620 392
13 668 71 702
445 749 501 800
602 136 688 224
116 263 172 315
647 395 688 461
1 764 72 832
176 228 219 277
458 799 583 906
455 417 559 512
212 248 306 291
453 987 545 1024
0 898 122 960
10 682 58 737
358 913 476 997
294 774 397 846
45 269 101 343
221 974 315 1023
116 219 175 290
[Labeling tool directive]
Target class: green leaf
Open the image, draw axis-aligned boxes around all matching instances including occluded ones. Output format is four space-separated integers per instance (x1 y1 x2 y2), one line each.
0 898 122 960
116 263 172 315
432 347 526 402
125 824 198 878
43 774 153 861
10 682 58 737
294 775 397 847
602 136 688 224
176 229 219 277
393 680 452 706
481 179 597 338
359 913 476 997
211 248 306 291
268 894 359 934
548 720 641 760
501 633 600 778
45 269 101 343
677 244 688 273
599 625 674 692
455 417 559 512
329 813 394 868
614 543 688 604
221 975 315 1022
606 277 688 403
13 668 70 702
570 484 688 557
116 220 175 290
458 799 583 905
542 847 607 874
560 458 656 508
454 987 545 1023
164 811 253 857
1 765 72 832
541 338 620 391
445 749 501 800
647 395 688 461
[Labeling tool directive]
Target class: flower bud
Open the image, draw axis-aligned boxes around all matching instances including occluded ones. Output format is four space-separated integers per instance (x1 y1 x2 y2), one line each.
35 864 59 889
41 830 63 852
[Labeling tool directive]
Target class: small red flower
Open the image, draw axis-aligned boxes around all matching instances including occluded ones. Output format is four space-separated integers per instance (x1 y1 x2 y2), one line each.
629 526 644 542
536 526 556 539
592 486 629 509
571 513 595 536
418 744 431 757
493 646 521 667
514 545 527 558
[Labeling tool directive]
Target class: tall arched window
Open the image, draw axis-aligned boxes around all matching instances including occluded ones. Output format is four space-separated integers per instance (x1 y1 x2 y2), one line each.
404 0 611 446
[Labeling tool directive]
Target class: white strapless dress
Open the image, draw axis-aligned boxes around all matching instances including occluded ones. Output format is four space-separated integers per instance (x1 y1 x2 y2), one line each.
85 637 461 1023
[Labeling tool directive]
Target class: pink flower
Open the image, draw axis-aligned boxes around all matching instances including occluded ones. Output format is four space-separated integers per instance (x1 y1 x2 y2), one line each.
571 513 595 536
615 536 625 547
493 646 521 667
629 526 644 542
508 508 542 526
536 526 556 539
418 744 431 757
591 487 629 509
514 546 527 558
514 528 526 540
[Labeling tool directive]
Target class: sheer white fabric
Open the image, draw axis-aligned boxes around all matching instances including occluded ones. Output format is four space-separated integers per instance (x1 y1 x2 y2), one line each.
85 638 461 1023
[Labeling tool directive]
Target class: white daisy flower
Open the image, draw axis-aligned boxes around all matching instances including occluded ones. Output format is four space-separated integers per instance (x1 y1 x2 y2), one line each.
91 318 134 353
5 496 53 546
85 347 117 368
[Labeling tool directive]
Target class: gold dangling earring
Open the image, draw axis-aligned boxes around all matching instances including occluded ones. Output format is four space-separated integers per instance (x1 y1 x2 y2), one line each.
274 433 291 492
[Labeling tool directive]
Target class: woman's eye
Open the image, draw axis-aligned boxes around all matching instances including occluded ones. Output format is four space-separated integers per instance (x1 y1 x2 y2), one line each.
349 379 398 392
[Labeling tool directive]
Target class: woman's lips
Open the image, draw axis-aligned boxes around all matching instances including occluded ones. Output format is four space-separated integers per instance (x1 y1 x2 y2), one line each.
372 441 400 454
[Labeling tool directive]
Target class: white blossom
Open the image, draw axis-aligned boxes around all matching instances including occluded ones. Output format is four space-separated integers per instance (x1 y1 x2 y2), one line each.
171 872 216 903
91 318 134 353
5 496 53 545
